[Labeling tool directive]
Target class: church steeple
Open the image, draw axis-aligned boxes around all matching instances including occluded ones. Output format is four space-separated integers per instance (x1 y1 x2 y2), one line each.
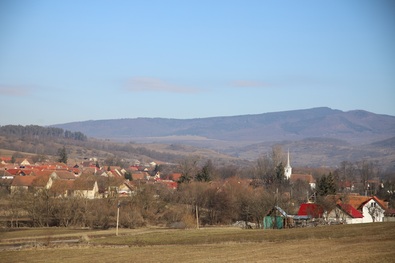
284 149 292 179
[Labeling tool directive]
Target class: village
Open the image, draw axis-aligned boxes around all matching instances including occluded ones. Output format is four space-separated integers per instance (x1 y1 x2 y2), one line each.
1 149 394 231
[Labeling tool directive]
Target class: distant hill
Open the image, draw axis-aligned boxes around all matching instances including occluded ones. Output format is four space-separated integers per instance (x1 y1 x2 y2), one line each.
53 107 395 144
52 107 395 171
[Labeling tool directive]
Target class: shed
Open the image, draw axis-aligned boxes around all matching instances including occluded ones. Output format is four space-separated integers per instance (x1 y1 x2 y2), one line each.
263 206 290 229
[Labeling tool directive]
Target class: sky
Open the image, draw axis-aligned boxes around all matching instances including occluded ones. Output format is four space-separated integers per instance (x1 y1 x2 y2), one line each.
1 0 394 126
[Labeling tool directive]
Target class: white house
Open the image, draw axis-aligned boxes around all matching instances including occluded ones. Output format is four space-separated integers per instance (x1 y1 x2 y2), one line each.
327 203 363 224
359 197 386 223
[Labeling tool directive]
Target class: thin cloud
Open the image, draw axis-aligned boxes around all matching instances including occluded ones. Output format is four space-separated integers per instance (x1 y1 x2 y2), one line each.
0 85 32 96
230 80 271 88
124 77 200 93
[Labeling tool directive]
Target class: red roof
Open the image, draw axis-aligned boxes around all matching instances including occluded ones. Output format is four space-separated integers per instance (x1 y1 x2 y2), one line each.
6 168 35 176
53 170 76 180
131 172 146 180
11 175 50 187
170 173 182 181
11 176 36 186
0 157 12 162
346 195 371 210
358 196 387 210
337 203 363 218
297 203 324 218
156 179 178 189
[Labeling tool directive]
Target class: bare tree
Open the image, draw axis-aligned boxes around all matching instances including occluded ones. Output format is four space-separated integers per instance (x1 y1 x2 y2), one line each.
178 155 200 183
271 145 285 167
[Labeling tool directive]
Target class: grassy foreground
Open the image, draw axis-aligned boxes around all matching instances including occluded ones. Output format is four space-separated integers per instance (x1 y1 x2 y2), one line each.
1 222 395 262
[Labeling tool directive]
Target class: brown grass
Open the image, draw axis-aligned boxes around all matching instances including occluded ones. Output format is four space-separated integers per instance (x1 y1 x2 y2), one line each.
1 222 395 263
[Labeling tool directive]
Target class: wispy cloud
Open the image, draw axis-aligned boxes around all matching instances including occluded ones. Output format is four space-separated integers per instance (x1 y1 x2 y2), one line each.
124 77 200 93
230 80 271 88
0 85 32 96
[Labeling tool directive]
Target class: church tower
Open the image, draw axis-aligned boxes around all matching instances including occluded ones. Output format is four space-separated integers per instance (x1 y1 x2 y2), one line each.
284 150 292 179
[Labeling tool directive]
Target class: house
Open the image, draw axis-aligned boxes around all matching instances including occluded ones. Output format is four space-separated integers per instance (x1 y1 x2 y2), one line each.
0 157 12 163
10 175 52 194
71 166 81 175
118 183 132 196
81 167 98 175
131 171 147 181
169 173 182 182
107 169 123 178
72 180 99 199
327 203 363 224
50 170 76 180
32 170 53 178
326 194 388 224
19 158 31 166
358 196 386 223
50 180 74 197
338 180 355 192
155 179 178 190
5 168 34 176
297 203 324 218
292 203 324 227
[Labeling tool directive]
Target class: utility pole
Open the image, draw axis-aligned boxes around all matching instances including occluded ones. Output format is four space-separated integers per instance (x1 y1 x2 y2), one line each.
196 204 199 229
116 201 120 236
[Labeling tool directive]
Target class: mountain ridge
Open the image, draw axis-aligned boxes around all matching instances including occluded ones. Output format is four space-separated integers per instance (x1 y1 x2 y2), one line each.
53 107 395 144
46 107 395 171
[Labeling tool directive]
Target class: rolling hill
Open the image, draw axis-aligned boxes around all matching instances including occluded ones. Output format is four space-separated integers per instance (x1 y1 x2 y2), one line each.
52 107 395 170
53 107 395 144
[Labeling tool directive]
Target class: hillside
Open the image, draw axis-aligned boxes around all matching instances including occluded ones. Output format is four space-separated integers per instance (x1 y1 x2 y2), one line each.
53 107 395 144
51 108 395 171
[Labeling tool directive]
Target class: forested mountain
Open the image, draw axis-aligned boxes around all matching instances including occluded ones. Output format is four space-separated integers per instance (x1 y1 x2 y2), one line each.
50 107 395 171
53 107 395 144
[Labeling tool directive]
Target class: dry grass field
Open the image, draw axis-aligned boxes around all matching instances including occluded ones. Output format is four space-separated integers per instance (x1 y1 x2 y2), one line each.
1 222 395 263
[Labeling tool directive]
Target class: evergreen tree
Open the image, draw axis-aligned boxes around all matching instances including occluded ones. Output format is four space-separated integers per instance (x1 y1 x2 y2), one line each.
195 160 213 182
57 146 68 164
326 172 337 195
124 171 132 180
274 162 285 185
317 173 336 196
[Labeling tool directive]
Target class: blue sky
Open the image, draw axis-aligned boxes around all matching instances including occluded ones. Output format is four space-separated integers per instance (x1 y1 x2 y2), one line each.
1 0 394 126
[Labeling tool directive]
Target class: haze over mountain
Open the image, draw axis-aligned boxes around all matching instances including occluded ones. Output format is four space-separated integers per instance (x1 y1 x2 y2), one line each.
53 107 395 144
51 107 395 171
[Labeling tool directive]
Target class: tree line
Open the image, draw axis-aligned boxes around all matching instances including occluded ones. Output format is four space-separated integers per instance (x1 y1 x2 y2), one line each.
0 125 87 141
4 178 281 229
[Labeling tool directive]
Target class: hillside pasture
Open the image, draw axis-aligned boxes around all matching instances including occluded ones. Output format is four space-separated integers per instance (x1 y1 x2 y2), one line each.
1 222 395 262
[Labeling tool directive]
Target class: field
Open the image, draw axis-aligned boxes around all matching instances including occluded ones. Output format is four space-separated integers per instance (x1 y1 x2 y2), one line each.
1 222 395 262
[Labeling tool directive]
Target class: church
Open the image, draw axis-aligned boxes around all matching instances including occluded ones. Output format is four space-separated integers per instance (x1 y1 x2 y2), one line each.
284 150 316 189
